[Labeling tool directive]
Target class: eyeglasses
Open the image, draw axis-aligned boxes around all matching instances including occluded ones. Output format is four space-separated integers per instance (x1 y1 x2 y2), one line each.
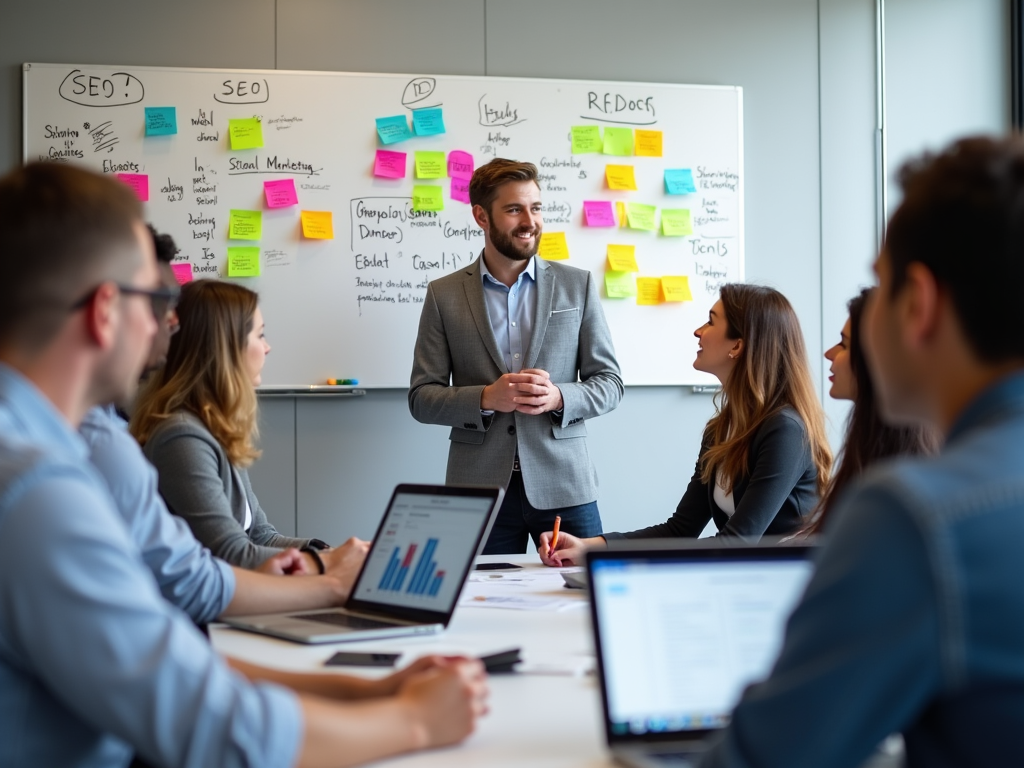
71 282 181 321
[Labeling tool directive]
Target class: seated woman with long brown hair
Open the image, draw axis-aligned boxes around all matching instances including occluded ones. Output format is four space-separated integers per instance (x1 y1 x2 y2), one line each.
802 287 938 535
132 280 355 573
539 283 832 565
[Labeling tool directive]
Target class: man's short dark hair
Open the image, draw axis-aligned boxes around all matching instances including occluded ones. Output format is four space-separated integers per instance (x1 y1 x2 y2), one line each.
469 158 539 214
147 224 179 265
886 136 1024 363
0 162 142 350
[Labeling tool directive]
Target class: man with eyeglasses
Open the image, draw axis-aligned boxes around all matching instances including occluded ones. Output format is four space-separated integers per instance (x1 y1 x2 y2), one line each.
0 163 488 768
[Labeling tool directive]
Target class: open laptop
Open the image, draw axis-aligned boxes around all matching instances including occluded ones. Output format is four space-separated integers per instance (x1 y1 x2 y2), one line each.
587 539 816 767
223 483 504 644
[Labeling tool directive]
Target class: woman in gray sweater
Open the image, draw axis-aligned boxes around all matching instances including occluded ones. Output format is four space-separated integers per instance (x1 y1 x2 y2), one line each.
132 280 338 572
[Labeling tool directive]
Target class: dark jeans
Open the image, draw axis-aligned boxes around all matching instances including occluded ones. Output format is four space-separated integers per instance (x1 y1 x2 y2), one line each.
482 470 603 555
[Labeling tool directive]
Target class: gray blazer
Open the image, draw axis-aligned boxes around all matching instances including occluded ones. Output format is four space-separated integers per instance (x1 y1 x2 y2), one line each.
142 411 312 568
409 255 623 508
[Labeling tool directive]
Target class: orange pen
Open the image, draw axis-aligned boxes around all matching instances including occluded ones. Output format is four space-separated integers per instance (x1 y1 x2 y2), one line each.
550 515 562 553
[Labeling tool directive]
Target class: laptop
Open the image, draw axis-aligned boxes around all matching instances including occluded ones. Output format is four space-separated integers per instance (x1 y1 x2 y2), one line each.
223 483 504 644
587 539 816 767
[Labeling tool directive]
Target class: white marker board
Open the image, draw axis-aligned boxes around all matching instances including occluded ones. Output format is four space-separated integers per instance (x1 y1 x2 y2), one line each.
23 62 743 387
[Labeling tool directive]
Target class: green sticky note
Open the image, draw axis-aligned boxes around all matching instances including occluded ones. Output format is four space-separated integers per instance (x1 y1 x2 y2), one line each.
414 151 447 179
603 127 634 156
661 209 693 236
571 125 602 154
227 246 260 277
626 202 657 231
413 185 444 212
605 271 637 298
228 118 263 150
229 209 262 240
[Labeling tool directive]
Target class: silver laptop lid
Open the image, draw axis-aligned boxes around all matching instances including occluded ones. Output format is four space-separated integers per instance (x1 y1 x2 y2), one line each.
587 540 815 748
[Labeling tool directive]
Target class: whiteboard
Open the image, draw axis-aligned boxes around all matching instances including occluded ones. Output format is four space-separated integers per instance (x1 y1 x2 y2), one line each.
23 62 743 387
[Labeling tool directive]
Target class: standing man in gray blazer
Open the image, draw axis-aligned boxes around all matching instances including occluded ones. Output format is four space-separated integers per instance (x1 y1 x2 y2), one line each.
409 158 623 553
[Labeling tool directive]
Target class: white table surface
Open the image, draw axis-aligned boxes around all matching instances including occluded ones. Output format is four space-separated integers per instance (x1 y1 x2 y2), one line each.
211 553 614 767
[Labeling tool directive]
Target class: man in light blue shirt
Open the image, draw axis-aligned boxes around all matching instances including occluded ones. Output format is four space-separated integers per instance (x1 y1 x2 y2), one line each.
698 137 1024 767
0 163 488 768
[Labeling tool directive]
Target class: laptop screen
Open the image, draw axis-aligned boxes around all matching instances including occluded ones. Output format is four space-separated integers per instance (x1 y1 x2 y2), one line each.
590 547 813 740
348 486 500 619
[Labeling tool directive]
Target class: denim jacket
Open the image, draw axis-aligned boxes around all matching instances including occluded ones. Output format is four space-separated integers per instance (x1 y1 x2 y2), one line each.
700 371 1024 768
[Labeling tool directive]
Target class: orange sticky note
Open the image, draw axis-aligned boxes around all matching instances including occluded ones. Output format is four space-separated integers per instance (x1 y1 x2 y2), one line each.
662 276 693 302
634 129 664 157
538 231 569 260
636 277 664 305
606 165 638 191
606 244 638 272
301 210 334 239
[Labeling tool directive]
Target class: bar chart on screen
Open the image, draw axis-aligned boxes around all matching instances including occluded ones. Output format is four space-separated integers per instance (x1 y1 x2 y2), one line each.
377 538 447 597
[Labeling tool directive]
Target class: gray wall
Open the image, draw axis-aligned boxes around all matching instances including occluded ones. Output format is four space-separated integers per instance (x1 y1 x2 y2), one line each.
0 0 1008 543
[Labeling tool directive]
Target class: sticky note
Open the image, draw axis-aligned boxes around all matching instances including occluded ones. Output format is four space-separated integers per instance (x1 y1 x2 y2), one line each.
606 244 638 272
300 210 334 239
263 178 298 208
662 276 693 302
583 200 616 227
171 263 193 284
229 209 262 240
413 185 444 212
376 115 412 145
571 125 602 154
144 106 177 137
603 127 634 156
626 202 657 231
665 168 696 195
606 165 637 191
415 151 446 179
636 277 664 305
228 118 263 150
373 149 407 179
450 177 471 204
448 150 474 180
538 231 570 261
227 247 260 277
412 107 446 136
116 173 149 202
605 271 637 298
661 209 693 237
616 202 627 228
634 129 663 157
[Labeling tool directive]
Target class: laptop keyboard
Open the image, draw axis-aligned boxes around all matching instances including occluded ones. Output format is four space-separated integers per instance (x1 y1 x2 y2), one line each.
289 612 397 630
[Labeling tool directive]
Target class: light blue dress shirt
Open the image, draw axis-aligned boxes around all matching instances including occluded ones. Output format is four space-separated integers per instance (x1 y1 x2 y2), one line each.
479 251 537 374
0 365 302 768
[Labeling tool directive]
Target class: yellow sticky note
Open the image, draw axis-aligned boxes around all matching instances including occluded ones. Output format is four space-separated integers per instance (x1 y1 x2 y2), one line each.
603 127 634 156
413 185 444 211
636 277 664 305
538 231 569 260
606 165 637 191
229 209 262 240
616 201 627 228
634 129 663 157
605 271 637 298
662 276 694 302
571 125 602 154
661 209 693 237
228 118 263 150
227 246 260 277
606 244 638 272
300 210 334 239
414 151 446 179
626 202 657 231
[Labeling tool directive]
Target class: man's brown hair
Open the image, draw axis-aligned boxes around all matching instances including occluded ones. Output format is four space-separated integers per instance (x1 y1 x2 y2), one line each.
468 158 539 214
0 162 142 350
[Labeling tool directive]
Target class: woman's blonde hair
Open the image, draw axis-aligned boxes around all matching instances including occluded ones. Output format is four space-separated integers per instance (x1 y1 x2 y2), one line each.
701 284 832 495
131 280 261 467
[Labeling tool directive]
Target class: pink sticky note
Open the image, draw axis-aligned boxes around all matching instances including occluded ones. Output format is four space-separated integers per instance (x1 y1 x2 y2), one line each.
264 178 298 208
448 150 474 180
583 200 616 227
374 149 407 179
171 263 193 284
116 173 149 202
451 177 471 204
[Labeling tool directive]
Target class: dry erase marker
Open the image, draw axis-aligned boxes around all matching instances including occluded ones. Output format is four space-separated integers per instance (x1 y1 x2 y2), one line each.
326 378 359 385
550 515 562 552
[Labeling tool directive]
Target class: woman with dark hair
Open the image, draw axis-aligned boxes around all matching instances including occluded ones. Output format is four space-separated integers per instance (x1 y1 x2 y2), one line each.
802 287 939 535
539 284 833 565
